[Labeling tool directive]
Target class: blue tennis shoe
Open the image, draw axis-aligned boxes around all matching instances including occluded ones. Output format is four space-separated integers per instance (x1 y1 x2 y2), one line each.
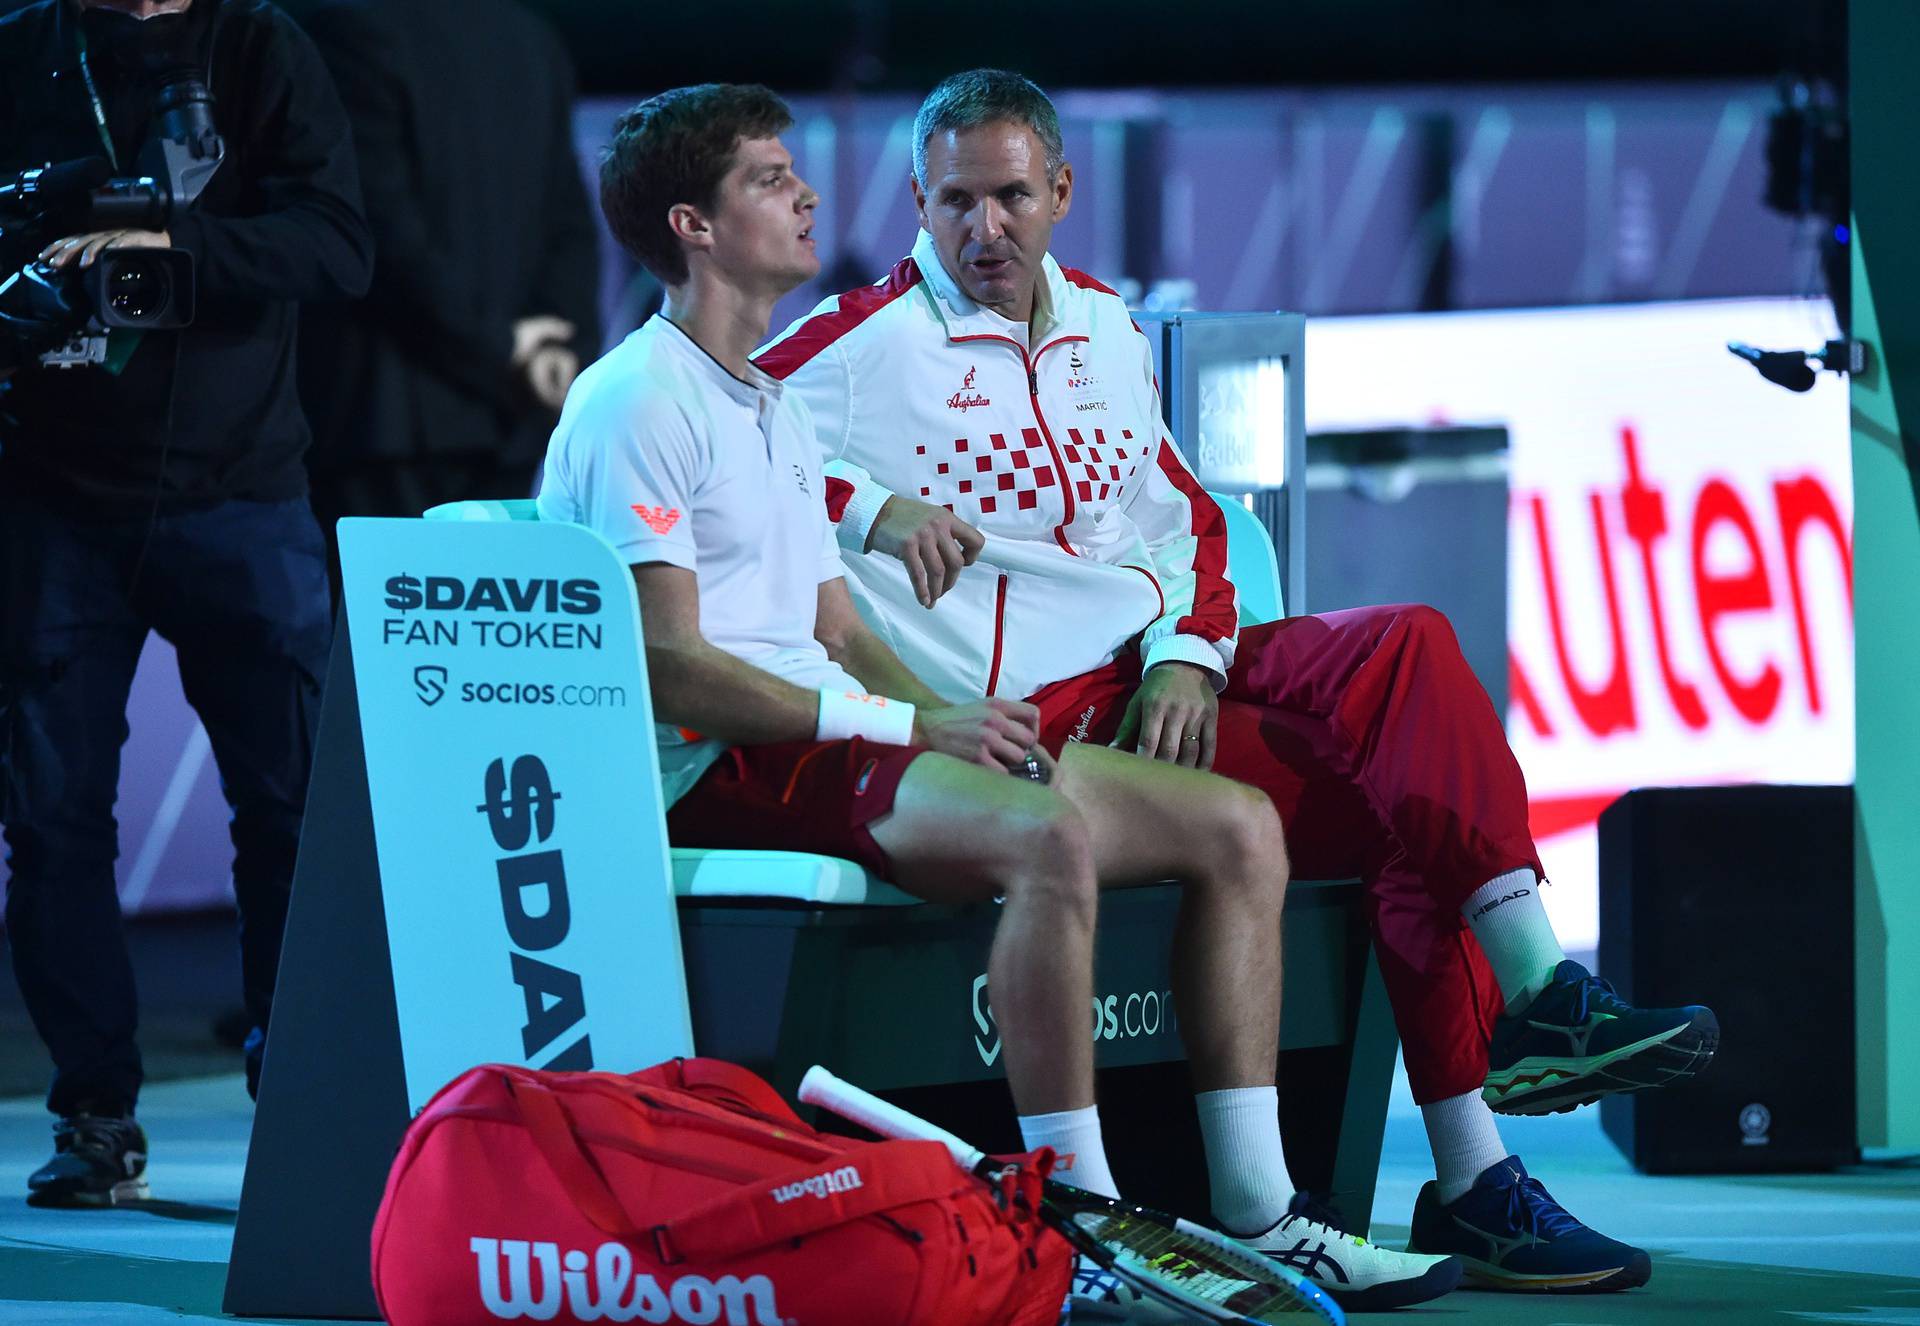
1483 959 1717 1115
1407 1156 1651 1293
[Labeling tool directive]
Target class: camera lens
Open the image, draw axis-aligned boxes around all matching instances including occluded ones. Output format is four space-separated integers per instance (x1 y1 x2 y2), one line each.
105 257 170 321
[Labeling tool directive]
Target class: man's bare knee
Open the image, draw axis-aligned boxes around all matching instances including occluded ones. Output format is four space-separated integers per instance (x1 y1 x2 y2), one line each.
1003 798 1097 921
1209 784 1290 893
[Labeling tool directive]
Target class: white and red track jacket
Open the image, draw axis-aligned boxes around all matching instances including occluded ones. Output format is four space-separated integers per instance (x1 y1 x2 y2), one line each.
756 229 1239 704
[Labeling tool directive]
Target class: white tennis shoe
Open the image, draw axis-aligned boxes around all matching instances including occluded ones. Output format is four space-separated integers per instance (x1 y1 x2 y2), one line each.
1234 1194 1463 1311
1062 1257 1191 1323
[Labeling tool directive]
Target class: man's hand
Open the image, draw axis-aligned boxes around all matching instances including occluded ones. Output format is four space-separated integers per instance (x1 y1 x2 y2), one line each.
913 697 1040 771
38 229 171 271
867 494 985 608
511 315 578 409
1111 661 1219 769
523 342 579 411
512 315 574 364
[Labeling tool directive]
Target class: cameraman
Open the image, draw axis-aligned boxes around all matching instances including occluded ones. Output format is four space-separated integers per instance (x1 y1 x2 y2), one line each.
0 0 370 1207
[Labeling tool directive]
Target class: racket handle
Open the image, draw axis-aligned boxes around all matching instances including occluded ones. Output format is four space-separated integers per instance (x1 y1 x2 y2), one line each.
798 1065 988 1171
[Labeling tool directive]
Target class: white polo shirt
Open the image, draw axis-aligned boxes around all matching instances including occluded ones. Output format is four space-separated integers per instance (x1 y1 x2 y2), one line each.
537 315 861 805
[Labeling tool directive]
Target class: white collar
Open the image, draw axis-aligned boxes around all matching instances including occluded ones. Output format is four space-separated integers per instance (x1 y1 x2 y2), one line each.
652 315 783 408
910 228 1068 345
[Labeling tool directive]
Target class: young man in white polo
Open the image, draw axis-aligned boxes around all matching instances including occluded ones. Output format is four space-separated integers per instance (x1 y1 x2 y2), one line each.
537 83 1458 1312
760 68 1721 1295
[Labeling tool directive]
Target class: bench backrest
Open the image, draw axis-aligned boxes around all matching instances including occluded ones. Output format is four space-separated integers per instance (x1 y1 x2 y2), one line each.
1212 494 1284 625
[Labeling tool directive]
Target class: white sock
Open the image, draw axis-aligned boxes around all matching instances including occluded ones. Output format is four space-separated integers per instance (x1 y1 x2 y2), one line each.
1019 1105 1119 1199
1195 1086 1294 1236
1421 1089 1510 1204
1462 868 1567 1010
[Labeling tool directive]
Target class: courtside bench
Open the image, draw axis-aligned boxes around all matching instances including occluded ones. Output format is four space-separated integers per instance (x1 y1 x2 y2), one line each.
426 496 1398 1230
225 493 1397 1321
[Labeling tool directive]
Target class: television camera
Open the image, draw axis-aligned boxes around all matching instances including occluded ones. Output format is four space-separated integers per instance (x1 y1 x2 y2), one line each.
0 65 224 370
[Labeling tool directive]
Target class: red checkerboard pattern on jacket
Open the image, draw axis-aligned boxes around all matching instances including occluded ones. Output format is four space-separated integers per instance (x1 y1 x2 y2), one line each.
914 428 1144 516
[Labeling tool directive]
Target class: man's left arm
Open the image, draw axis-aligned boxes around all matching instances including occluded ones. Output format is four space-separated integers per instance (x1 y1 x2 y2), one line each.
163 13 372 304
1109 334 1241 769
814 578 949 710
770 333 986 607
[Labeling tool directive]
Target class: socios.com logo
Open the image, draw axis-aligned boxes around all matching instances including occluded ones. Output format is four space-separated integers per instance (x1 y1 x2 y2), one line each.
414 664 449 706
459 679 629 709
406 664 627 710
971 972 1177 1067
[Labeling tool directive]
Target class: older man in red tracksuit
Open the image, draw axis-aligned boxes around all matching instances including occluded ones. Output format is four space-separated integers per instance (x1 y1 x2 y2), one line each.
759 68 1719 1293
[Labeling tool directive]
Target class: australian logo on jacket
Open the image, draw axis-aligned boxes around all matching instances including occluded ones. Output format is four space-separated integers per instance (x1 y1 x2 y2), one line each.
947 364 991 412
469 1236 783 1324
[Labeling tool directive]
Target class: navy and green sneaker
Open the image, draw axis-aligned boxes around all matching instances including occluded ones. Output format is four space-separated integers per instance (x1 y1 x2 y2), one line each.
1407 1156 1651 1293
1483 959 1717 1115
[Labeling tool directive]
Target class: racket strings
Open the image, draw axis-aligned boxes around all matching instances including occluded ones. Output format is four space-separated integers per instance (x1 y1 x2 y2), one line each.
1078 1211 1316 1317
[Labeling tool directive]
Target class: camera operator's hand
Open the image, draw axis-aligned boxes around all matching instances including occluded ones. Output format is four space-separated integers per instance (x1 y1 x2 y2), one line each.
39 229 172 271
512 315 573 364
511 315 577 411
523 343 579 412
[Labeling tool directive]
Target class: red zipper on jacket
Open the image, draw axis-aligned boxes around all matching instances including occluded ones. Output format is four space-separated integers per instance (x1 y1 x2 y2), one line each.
984 573 1010 695
1122 564 1165 619
950 332 1089 556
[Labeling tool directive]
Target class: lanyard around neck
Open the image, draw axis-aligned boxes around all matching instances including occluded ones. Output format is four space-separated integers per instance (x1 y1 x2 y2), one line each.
71 24 121 172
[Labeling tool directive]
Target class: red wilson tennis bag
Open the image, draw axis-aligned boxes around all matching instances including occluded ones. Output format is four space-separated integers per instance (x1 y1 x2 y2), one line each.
371 1058 1073 1326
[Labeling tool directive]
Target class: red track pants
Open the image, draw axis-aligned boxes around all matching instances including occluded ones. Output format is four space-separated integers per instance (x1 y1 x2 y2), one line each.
1028 605 1543 1104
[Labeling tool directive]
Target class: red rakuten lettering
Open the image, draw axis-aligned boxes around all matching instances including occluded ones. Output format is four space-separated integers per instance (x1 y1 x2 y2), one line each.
1516 426 1853 747
1532 491 1636 737
1618 426 1708 729
1691 479 1782 724
1772 475 1853 714
1510 649 1554 738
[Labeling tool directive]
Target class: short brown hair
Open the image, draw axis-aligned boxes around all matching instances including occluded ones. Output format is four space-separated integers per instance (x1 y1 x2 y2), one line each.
599 84 794 285
913 70 1064 187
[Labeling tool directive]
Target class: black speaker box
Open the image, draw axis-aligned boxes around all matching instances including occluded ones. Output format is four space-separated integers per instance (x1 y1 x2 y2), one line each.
1598 785 1857 1173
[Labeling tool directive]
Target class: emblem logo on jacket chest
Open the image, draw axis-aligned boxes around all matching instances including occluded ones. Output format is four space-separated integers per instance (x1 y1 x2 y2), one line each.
947 364 991 412
1065 346 1106 412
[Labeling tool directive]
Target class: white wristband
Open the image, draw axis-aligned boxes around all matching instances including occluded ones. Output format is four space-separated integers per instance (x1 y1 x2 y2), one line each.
816 688 916 745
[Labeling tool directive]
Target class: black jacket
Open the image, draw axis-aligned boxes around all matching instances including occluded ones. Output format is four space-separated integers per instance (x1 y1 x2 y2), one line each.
0 0 371 507
296 0 601 479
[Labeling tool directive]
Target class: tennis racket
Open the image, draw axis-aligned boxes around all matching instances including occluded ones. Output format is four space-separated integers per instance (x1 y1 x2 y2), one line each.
798 1066 1343 1325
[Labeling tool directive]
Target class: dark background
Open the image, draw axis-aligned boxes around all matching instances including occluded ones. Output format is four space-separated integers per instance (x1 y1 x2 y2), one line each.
5 0 1847 96
532 1 1848 97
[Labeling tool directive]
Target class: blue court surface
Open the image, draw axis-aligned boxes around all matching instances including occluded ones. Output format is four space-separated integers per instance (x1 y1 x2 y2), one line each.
2 1060 1914 1325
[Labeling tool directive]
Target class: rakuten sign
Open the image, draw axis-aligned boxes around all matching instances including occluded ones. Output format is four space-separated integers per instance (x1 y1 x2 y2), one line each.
1307 299 1852 949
